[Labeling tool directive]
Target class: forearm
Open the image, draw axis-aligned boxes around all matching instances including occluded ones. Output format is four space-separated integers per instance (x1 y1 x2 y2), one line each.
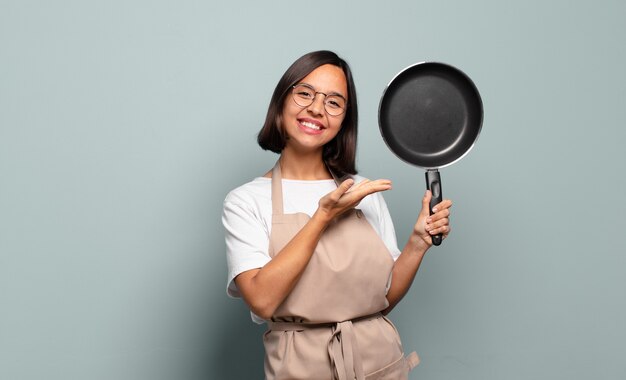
235 178 393 319
236 210 331 319
383 233 429 314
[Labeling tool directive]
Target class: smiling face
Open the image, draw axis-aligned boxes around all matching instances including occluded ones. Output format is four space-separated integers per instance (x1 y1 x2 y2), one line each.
280 64 348 155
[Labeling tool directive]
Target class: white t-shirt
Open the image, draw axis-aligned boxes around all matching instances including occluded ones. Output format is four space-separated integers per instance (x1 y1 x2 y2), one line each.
222 175 402 323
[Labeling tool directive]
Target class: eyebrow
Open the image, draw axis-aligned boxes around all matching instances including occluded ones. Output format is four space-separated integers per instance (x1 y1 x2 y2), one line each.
299 82 347 100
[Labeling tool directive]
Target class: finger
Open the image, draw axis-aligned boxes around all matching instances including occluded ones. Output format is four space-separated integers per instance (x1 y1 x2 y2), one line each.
442 226 451 240
341 180 391 207
367 179 392 190
336 178 355 194
428 208 450 222
426 208 450 233
427 217 449 231
349 179 391 195
346 178 370 192
352 178 391 189
432 199 452 213
420 190 432 217
328 178 354 201
428 224 450 236
357 180 392 197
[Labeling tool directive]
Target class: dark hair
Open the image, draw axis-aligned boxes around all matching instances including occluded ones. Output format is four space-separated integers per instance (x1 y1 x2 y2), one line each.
257 50 358 177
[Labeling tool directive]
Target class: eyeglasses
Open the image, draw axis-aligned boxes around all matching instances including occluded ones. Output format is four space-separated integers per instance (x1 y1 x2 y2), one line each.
291 84 347 116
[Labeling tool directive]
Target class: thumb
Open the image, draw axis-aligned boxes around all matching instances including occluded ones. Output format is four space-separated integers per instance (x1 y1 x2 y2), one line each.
420 190 432 216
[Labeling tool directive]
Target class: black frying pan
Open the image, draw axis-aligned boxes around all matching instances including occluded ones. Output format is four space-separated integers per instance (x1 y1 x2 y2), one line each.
378 62 483 246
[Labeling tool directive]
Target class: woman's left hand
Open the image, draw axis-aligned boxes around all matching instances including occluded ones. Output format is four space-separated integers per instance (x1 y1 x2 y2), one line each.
413 190 452 248
383 190 453 313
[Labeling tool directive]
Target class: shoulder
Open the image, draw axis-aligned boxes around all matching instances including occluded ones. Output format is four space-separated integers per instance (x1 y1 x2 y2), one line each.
224 177 272 208
223 177 274 226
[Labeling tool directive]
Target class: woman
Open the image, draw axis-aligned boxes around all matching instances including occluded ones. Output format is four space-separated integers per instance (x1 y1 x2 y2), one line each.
223 50 452 379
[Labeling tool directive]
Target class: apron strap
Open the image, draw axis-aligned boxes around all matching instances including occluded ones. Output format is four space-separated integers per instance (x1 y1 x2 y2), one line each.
328 320 364 380
271 160 284 216
270 159 344 217
406 351 421 370
267 313 381 380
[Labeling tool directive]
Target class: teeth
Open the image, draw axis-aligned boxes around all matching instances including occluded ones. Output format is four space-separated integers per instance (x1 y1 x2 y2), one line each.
301 121 321 130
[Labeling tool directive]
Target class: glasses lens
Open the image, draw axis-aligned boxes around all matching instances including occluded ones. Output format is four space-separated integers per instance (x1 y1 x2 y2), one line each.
324 95 346 116
292 85 315 107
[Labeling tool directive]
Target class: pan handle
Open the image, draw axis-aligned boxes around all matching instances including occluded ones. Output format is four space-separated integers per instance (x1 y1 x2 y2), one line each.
425 170 443 246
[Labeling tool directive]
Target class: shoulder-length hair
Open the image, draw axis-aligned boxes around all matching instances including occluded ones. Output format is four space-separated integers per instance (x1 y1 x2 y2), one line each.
257 50 358 177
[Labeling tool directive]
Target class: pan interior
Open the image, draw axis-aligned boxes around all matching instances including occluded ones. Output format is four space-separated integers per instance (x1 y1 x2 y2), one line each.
379 63 482 168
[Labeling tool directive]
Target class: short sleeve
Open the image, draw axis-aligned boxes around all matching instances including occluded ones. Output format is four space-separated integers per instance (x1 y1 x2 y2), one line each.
222 200 271 298
374 192 402 261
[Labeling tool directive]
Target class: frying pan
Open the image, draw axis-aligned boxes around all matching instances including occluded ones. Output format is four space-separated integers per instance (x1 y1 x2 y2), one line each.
378 62 483 246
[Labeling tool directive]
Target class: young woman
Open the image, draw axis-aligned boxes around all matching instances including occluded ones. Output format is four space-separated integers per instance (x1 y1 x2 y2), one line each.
223 50 452 379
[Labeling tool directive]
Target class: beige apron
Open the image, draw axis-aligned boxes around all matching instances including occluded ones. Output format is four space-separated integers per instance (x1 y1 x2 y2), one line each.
263 163 419 380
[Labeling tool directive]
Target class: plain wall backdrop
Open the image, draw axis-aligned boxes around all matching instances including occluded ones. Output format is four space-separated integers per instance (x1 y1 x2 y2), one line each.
1 1 625 379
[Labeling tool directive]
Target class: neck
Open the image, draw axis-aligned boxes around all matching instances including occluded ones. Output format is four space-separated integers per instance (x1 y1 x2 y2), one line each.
279 148 331 180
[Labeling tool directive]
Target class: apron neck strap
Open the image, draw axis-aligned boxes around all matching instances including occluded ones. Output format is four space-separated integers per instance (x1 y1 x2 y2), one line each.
271 160 284 216
271 159 345 216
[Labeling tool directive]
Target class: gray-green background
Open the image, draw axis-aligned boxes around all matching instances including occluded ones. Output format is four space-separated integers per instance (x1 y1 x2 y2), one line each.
2 0 625 379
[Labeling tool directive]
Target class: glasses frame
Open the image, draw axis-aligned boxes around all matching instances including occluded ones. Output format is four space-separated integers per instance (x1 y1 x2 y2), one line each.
291 84 347 116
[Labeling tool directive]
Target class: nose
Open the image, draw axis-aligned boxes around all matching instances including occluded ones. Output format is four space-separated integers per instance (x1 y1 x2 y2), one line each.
306 93 325 116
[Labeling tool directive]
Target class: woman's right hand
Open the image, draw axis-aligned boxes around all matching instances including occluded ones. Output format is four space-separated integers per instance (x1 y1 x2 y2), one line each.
315 178 392 223
235 177 391 320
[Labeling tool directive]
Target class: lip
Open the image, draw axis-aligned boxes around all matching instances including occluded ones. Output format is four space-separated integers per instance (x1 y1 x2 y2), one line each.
297 118 326 135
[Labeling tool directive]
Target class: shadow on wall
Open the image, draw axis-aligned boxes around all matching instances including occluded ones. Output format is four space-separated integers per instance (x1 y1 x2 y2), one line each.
203 148 275 378
209 294 267 378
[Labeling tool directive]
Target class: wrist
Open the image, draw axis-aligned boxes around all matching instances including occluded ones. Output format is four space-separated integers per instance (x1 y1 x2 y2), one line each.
409 231 430 255
311 209 333 229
